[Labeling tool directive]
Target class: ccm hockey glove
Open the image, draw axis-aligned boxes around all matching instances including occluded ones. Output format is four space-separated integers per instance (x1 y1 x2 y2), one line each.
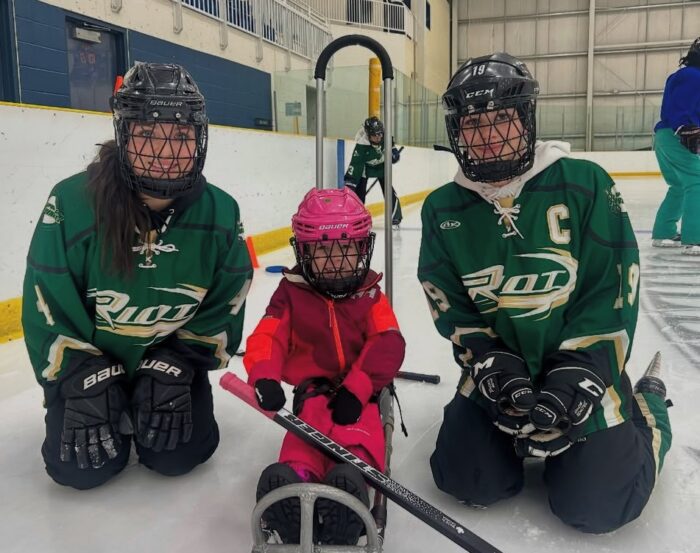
132 349 195 452
59 357 131 469
470 350 537 436
520 365 607 457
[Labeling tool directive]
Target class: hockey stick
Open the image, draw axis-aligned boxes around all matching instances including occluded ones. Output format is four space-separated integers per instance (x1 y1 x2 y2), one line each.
371 387 395 544
396 371 441 384
220 372 502 553
366 178 380 196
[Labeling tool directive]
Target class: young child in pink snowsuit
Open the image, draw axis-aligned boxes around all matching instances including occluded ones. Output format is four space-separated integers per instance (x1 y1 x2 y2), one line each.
244 187 405 546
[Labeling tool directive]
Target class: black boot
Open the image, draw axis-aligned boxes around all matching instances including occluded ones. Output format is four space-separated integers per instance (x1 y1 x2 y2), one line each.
256 463 303 543
316 464 370 545
634 351 667 399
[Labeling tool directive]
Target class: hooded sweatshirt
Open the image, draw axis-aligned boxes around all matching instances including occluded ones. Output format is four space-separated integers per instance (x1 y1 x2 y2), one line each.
417 141 640 438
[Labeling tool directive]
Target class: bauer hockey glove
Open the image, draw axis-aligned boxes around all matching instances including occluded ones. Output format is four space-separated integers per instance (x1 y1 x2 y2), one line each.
470 350 537 436
677 125 700 154
520 365 607 457
391 146 404 164
254 379 286 411
59 357 131 469
132 349 195 452
328 386 363 425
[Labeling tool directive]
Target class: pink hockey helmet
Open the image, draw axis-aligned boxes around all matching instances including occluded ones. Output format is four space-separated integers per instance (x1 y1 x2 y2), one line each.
291 188 375 299
292 188 372 242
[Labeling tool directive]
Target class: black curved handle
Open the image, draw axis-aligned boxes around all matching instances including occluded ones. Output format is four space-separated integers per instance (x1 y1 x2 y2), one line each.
314 35 394 80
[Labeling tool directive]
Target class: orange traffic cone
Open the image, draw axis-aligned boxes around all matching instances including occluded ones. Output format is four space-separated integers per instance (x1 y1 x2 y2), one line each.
246 236 259 269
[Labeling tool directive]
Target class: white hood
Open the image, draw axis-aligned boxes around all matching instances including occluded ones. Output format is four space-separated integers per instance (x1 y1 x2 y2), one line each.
454 140 571 202
452 140 571 239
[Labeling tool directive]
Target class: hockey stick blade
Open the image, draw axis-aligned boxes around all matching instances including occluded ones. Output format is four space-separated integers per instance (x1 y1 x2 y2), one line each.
397 371 441 384
220 372 501 553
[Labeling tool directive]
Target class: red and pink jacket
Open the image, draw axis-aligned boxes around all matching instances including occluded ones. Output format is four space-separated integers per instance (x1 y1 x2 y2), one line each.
243 268 405 407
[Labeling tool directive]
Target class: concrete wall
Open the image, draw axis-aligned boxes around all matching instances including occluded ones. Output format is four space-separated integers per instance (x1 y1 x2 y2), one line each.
422 0 451 95
0 102 458 301
39 0 315 74
5 0 274 128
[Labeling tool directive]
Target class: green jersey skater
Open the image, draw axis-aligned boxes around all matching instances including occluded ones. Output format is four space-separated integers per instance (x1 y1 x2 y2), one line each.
344 116 403 226
22 63 253 489
419 53 671 533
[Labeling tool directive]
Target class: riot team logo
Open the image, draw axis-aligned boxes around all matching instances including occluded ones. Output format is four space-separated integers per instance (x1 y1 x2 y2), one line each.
460 248 578 320
87 284 206 344
606 185 627 214
41 196 64 225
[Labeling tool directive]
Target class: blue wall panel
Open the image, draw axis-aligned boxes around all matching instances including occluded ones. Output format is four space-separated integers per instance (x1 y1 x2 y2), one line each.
10 1 271 129
14 0 70 106
128 32 271 128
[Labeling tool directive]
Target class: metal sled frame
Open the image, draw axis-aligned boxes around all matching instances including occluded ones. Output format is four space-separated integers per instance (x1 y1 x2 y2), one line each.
250 386 395 552
251 483 381 553
251 35 398 553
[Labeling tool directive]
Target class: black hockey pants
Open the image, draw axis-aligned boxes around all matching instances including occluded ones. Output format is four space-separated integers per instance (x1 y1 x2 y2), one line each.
430 392 662 534
348 178 402 224
42 368 219 490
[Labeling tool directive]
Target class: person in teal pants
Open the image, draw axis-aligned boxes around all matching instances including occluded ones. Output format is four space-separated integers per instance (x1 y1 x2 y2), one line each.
652 37 700 255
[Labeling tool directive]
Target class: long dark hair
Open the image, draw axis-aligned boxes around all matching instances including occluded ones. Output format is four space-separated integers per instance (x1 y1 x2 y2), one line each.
679 38 700 67
87 140 149 276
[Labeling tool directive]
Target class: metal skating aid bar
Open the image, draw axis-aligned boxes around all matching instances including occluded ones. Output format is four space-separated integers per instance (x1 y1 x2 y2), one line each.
251 483 381 553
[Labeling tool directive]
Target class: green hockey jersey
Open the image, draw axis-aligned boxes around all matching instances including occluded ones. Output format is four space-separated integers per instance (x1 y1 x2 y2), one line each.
22 172 253 386
345 142 387 182
418 152 640 437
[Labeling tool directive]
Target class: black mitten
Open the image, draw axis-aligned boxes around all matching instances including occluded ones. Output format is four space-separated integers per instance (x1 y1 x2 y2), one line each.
470 350 537 436
254 379 286 411
132 349 195 452
60 357 131 469
328 387 363 425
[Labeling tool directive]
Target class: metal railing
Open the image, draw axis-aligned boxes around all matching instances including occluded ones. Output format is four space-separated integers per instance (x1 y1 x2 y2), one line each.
310 0 414 38
182 0 332 60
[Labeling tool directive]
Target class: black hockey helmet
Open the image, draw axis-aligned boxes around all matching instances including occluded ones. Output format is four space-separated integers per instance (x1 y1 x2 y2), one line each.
680 37 700 67
442 52 539 183
110 62 208 199
363 116 384 137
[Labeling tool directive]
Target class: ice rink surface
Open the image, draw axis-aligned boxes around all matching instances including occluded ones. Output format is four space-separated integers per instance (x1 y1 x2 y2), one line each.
1 177 698 553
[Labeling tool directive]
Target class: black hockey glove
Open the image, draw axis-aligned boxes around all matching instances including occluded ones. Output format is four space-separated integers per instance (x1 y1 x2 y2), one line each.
254 379 286 411
677 125 700 154
328 386 363 425
522 365 607 457
470 350 537 436
59 358 131 470
391 146 404 164
514 427 573 458
132 349 195 452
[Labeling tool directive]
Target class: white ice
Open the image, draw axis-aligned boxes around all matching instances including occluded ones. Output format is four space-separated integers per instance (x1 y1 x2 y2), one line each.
1 178 698 553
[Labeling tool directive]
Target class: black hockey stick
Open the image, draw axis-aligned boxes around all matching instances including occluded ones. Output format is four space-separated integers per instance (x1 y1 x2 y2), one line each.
366 178 380 196
433 144 452 152
397 371 441 384
372 386 395 544
220 372 502 553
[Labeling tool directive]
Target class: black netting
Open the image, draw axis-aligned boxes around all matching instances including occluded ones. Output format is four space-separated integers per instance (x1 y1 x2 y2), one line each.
293 235 375 299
